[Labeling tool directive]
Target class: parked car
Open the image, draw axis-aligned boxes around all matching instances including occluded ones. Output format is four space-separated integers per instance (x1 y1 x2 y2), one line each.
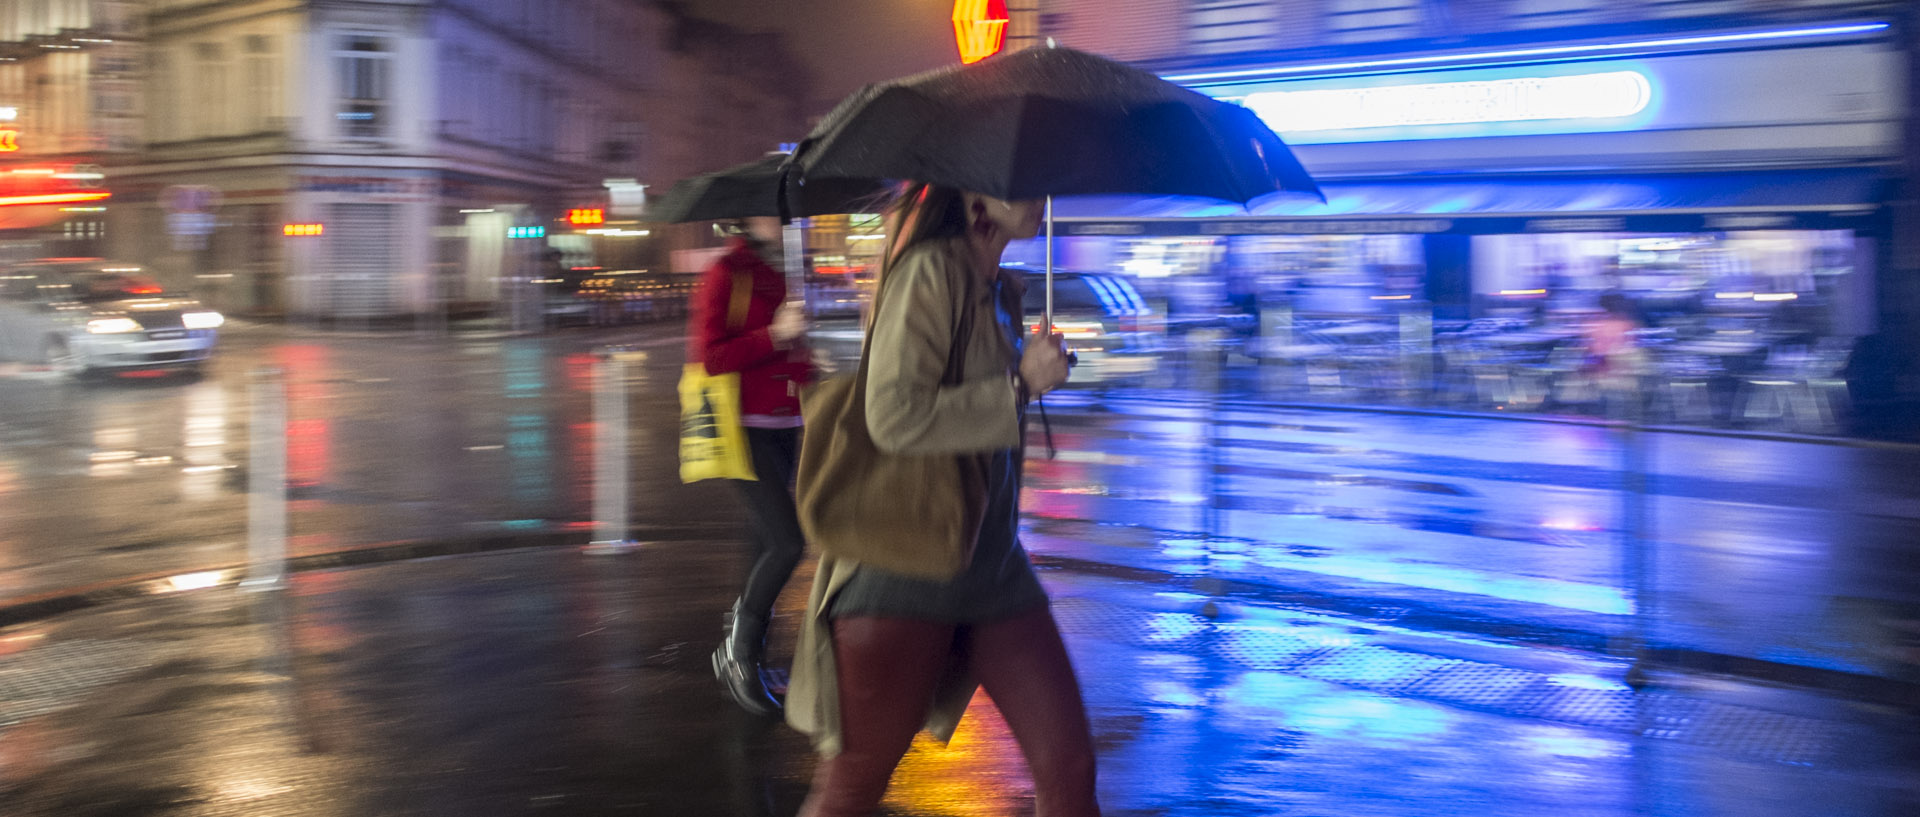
0 259 222 378
1015 267 1161 382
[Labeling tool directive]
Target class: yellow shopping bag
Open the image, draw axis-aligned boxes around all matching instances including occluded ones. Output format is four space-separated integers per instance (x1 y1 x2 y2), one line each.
679 363 757 483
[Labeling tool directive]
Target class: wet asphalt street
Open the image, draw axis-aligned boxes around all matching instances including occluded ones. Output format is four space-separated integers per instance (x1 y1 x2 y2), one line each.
1 321 1918 815
2 321 1915 677
3 543 1915 817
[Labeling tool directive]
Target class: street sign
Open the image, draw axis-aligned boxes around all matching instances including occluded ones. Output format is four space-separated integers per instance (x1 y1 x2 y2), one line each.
160 184 222 214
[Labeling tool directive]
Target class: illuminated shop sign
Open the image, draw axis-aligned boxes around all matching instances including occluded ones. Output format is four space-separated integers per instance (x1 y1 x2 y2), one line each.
1243 71 1652 135
0 107 16 121
0 129 17 152
1210 59 1666 144
953 0 1009 64
1164 22 1889 84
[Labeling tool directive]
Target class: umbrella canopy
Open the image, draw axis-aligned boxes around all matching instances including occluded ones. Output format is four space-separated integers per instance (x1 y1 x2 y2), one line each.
788 46 1320 203
645 153 886 224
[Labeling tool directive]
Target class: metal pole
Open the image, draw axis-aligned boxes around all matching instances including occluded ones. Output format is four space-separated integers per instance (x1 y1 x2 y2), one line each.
243 368 288 591
587 348 639 554
783 220 806 298
1621 391 1654 685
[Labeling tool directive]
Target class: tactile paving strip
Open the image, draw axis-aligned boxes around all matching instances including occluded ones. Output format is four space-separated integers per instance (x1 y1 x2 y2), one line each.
1292 646 1456 695
1640 692 1835 767
1049 588 1845 767
0 638 156 727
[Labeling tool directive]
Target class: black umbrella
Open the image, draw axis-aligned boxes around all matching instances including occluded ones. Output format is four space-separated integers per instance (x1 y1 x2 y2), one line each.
645 152 884 224
790 46 1318 203
787 45 1320 323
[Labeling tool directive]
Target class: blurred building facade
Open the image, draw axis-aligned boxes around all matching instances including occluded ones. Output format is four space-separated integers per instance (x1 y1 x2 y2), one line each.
1026 0 1911 413
648 5 813 271
82 0 807 320
0 1 140 255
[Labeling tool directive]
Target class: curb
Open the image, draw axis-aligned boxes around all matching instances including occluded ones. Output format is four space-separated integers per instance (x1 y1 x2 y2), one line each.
1072 392 1920 453
5 525 1914 710
0 524 729 629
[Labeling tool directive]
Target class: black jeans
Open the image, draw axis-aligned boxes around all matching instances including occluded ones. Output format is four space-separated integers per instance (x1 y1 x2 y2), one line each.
733 426 805 619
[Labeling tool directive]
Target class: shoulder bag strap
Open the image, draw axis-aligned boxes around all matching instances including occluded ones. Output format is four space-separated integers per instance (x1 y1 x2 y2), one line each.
856 244 978 394
726 268 753 331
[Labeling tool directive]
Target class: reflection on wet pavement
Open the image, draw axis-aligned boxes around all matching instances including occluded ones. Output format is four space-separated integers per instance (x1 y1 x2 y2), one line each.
3 321 1918 815
0 547 1911 816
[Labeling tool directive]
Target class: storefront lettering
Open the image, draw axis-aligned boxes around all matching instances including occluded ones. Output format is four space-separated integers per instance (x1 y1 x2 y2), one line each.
298 176 433 197
1705 214 1794 230
1201 220 1451 235
1066 223 1147 236
1525 218 1626 232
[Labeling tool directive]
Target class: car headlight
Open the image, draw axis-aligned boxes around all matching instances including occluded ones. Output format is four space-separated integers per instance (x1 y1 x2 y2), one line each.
87 317 143 334
182 311 225 330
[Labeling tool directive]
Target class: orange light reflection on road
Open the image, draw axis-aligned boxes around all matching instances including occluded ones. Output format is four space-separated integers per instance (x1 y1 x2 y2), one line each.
883 691 1029 816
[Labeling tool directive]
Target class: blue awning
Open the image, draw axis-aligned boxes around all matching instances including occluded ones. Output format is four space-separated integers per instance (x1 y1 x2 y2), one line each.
1050 169 1886 236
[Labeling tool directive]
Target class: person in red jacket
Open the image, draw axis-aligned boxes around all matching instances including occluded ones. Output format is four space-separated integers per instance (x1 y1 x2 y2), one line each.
689 217 812 715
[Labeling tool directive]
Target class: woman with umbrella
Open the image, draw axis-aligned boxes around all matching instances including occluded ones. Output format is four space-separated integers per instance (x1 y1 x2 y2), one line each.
793 182 1085 816
655 152 883 717
783 46 1318 815
689 214 811 716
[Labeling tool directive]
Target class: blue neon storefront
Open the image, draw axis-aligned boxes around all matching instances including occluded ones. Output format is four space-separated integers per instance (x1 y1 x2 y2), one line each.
1042 20 1899 341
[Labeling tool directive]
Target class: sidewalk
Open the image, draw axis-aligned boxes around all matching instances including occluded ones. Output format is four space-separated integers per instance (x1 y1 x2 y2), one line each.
2 542 1915 817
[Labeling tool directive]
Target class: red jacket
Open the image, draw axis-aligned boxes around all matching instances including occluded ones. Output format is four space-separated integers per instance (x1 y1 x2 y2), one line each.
687 237 811 418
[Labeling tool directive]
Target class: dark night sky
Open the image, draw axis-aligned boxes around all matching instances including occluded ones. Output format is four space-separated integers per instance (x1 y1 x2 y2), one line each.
677 0 959 113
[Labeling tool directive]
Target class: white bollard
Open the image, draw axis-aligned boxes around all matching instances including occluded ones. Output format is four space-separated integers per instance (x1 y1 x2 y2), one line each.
586 349 639 554
243 369 289 590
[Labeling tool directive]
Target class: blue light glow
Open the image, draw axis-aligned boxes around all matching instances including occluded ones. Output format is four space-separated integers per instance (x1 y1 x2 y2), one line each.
1218 60 1663 143
1243 71 1652 134
1163 22 1890 85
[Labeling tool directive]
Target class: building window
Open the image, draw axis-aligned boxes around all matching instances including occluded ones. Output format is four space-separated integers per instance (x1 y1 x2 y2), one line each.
1191 1 1281 56
335 34 393 140
148 51 176 142
1325 0 1424 44
193 42 230 138
245 35 281 133
1505 0 1607 30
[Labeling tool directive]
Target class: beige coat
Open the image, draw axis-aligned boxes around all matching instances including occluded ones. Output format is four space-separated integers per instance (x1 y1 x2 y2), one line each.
786 235 1025 756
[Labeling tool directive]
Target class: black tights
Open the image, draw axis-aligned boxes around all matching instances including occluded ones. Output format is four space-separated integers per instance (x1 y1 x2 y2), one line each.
732 426 805 619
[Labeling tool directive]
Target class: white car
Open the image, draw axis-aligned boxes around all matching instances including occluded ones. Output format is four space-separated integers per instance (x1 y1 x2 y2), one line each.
0 259 223 378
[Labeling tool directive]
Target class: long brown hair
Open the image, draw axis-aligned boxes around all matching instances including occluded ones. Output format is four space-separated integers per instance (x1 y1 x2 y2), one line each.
874 182 967 304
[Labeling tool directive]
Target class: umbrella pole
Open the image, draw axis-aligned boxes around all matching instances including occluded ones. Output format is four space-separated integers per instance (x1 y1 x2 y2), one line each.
1044 195 1055 331
782 219 806 310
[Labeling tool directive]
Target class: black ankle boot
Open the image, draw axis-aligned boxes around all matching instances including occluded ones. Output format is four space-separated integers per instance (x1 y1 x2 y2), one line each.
712 599 781 716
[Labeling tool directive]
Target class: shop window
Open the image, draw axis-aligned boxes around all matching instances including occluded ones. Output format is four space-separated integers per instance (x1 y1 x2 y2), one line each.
335 34 393 140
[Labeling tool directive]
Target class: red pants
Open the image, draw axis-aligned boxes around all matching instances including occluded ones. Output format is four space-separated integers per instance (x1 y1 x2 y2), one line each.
797 605 1101 817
